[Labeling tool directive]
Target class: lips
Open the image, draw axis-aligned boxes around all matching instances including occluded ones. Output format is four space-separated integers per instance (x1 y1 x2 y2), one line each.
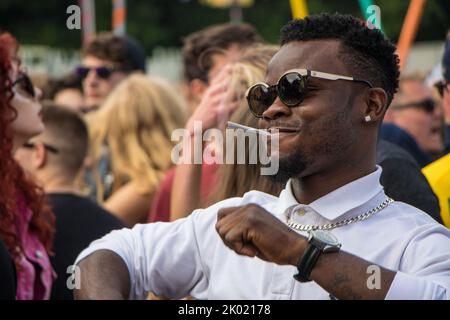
429 123 442 136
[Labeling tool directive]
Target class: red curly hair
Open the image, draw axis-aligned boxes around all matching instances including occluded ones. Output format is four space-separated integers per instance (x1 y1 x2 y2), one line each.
0 32 55 261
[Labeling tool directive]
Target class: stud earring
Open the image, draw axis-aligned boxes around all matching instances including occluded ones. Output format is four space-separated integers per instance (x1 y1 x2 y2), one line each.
364 115 371 122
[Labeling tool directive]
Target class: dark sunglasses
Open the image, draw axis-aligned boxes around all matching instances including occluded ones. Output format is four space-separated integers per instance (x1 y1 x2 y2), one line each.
434 81 449 98
394 98 436 113
22 142 59 154
76 66 121 80
12 73 36 98
246 68 374 118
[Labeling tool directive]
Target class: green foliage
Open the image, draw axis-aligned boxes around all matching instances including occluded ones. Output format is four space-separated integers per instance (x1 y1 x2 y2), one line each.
0 0 448 55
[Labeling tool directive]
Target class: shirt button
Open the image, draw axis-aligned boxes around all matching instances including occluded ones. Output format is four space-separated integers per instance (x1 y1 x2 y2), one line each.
35 250 44 258
296 208 306 216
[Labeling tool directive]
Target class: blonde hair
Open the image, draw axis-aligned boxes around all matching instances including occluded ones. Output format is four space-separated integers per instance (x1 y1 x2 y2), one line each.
208 44 284 204
88 74 188 202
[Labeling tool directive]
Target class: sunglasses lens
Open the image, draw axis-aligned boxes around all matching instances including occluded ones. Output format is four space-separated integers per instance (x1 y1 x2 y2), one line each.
278 72 306 107
424 99 435 113
435 81 449 98
14 74 35 98
96 67 113 79
76 67 90 79
23 75 36 97
247 84 276 117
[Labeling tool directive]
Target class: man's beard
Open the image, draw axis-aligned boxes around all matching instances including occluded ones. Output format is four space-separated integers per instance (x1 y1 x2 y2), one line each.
264 108 355 185
265 147 308 184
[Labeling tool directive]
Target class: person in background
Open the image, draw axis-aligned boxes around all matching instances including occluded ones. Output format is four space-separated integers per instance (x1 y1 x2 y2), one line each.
423 151 450 227
43 72 85 112
376 139 442 223
379 122 431 167
78 33 147 111
0 33 18 301
148 23 262 222
384 74 444 164
0 32 55 300
435 30 450 154
86 74 187 226
171 45 282 220
181 23 263 110
207 103 284 206
0 237 16 299
14 104 124 299
423 30 450 228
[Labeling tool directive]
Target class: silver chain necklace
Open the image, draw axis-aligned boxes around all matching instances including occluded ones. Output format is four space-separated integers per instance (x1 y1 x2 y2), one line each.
286 197 394 231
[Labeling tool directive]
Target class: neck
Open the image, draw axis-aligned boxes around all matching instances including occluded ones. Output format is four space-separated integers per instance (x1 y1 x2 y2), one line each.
39 171 81 195
291 149 377 204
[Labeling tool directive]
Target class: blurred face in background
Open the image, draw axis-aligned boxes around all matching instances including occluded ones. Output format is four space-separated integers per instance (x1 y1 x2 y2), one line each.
389 79 443 155
9 64 45 150
79 55 128 110
188 43 245 109
444 83 450 123
54 88 85 112
206 44 243 81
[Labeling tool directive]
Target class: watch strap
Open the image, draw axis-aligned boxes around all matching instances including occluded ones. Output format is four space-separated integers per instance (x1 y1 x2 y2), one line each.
293 242 322 282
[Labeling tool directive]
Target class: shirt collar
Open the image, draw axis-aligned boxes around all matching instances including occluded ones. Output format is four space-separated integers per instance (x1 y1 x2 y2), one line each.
278 166 384 221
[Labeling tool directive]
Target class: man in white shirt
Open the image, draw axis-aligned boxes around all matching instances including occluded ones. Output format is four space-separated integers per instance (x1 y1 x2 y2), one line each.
74 13 450 300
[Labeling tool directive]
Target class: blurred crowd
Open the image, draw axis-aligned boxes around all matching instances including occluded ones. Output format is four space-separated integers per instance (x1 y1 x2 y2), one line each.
0 18 449 300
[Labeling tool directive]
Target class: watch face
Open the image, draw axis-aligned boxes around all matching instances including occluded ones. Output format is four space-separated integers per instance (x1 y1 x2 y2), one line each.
312 230 340 246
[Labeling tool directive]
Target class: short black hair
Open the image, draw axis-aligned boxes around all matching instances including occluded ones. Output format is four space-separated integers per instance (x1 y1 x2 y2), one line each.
280 13 400 105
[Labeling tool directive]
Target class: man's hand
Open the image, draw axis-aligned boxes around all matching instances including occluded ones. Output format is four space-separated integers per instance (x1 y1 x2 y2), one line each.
216 204 397 300
215 204 306 266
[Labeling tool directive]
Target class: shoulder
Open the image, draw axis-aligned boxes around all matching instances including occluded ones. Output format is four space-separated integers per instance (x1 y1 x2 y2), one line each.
364 200 449 251
49 193 124 228
377 140 417 165
382 202 450 267
378 150 429 189
380 200 443 234
388 201 437 223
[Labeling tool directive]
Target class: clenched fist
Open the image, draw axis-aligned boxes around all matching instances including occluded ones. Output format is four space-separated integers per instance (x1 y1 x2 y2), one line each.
215 203 307 266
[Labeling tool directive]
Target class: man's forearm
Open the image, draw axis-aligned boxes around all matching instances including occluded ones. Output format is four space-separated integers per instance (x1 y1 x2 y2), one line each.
74 250 131 300
309 249 396 300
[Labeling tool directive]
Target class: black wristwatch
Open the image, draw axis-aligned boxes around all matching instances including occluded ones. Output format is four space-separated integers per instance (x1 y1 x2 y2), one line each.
294 230 341 282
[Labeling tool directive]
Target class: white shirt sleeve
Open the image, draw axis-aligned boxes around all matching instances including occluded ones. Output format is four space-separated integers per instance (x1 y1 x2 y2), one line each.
385 272 448 299
385 224 450 300
75 213 211 300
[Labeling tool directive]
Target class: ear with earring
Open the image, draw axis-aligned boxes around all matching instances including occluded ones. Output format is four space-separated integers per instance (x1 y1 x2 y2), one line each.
364 115 371 122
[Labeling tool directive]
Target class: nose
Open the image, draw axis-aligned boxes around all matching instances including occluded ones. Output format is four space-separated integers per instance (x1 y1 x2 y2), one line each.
261 98 293 121
85 68 100 84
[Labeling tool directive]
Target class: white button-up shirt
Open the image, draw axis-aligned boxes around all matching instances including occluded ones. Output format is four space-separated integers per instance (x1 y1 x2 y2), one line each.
76 167 450 299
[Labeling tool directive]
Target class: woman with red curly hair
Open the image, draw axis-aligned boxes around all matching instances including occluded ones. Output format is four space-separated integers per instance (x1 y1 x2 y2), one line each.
0 32 55 300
